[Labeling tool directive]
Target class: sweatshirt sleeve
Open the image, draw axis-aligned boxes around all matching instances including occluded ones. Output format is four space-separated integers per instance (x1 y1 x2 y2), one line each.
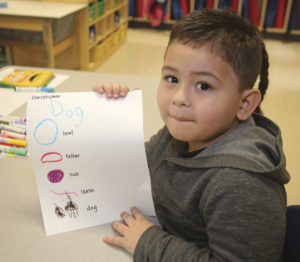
134 169 287 262
134 226 211 261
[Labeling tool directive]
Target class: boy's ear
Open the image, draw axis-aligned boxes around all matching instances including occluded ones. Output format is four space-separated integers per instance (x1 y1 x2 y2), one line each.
237 89 261 121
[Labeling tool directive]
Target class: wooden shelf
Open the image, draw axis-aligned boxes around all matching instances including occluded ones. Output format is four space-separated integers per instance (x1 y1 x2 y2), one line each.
77 0 128 70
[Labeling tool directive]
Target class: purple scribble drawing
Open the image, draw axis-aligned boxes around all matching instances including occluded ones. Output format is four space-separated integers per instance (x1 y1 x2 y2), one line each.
48 169 64 183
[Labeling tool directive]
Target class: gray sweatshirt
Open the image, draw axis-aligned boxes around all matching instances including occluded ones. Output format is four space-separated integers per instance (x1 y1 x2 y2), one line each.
134 113 290 262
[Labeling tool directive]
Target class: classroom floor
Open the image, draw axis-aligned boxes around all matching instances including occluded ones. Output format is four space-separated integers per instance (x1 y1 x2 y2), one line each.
95 28 300 205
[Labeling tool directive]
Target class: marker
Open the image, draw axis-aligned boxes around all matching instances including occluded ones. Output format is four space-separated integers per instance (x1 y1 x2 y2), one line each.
10 122 26 130
0 117 26 126
15 87 55 92
0 115 26 121
0 124 26 134
1 130 26 140
15 120 26 126
0 137 27 147
0 145 28 156
0 119 9 125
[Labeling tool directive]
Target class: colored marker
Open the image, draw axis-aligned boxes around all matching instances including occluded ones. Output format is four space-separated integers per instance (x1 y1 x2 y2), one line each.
0 124 26 134
15 120 26 126
0 115 26 121
0 145 28 156
1 130 26 140
0 137 27 147
10 122 26 130
0 117 26 126
0 119 9 125
15 87 55 92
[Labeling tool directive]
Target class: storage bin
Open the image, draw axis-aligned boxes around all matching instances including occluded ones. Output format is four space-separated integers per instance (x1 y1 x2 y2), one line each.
89 3 96 22
97 0 106 17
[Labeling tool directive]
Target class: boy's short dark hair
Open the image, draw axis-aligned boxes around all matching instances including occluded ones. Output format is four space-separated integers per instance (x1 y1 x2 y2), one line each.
168 9 265 92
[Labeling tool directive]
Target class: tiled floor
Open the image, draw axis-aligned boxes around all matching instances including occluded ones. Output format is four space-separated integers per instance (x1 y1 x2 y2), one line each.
96 28 300 205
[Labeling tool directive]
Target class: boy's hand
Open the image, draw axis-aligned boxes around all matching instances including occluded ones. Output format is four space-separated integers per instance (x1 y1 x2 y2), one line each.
93 82 129 99
103 206 154 255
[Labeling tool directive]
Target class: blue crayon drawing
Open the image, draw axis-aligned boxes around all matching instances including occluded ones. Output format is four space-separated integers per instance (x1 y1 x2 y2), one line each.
50 101 63 117
75 106 83 127
34 118 58 145
49 101 83 128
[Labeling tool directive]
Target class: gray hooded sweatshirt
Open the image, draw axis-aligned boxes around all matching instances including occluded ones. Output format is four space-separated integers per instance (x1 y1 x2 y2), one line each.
134 113 290 262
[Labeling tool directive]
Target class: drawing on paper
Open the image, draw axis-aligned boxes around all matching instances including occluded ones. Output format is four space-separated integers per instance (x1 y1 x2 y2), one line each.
41 152 63 163
54 204 66 218
51 190 79 197
65 194 79 218
53 193 79 219
48 169 64 183
33 118 58 145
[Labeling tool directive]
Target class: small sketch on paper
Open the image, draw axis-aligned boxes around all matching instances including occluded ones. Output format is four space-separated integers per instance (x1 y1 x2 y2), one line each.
48 169 64 183
54 204 65 218
53 193 79 219
65 194 79 218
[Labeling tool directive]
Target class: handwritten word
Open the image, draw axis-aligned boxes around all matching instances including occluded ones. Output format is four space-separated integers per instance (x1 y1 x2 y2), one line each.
63 130 73 136
32 95 61 100
81 188 95 194
50 101 83 128
87 205 98 212
66 153 80 159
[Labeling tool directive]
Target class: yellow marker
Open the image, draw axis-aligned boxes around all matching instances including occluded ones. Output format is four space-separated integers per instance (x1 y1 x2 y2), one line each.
0 137 27 147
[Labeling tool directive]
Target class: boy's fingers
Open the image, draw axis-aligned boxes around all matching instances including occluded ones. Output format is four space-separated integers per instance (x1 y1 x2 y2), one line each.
103 83 113 98
103 235 125 248
111 221 128 236
112 82 122 98
120 85 129 97
93 85 104 93
121 211 135 226
131 206 145 219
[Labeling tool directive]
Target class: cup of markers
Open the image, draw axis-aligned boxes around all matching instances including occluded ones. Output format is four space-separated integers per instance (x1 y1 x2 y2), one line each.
0 115 28 157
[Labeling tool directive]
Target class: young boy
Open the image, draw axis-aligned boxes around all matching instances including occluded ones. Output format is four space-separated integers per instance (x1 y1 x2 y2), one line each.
94 9 290 261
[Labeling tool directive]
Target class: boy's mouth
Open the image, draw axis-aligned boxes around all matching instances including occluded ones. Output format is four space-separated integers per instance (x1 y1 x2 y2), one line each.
171 114 193 122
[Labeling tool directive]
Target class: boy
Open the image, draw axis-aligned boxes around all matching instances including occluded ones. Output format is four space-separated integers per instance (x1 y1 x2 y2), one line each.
94 9 290 261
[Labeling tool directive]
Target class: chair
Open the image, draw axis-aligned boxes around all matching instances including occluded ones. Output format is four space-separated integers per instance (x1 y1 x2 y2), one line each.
283 205 300 262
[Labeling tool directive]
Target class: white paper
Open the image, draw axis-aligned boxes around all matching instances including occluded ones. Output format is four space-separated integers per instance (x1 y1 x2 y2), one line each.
26 91 155 235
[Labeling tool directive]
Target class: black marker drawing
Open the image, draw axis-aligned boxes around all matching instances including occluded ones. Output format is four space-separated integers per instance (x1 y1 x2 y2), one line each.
54 204 65 218
65 193 79 218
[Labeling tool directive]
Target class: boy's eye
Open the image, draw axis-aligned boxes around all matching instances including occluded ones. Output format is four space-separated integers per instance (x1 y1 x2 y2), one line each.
196 82 211 91
166 76 178 83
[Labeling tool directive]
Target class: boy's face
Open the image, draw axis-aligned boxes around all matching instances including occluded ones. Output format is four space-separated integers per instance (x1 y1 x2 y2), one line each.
157 42 243 152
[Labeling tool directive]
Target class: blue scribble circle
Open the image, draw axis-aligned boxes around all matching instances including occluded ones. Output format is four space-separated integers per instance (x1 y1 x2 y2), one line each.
34 118 58 145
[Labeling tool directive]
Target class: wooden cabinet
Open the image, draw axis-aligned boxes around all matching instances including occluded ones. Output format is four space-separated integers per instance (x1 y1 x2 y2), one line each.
0 0 128 70
128 0 299 37
77 0 128 70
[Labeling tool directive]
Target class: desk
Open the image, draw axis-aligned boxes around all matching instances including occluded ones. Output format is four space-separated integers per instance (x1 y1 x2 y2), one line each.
0 66 163 262
0 1 86 68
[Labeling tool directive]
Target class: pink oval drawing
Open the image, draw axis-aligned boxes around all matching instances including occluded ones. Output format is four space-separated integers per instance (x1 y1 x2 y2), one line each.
48 169 64 183
41 152 63 163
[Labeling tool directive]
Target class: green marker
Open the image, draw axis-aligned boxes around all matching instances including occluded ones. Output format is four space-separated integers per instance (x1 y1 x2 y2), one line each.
0 82 15 88
0 145 28 156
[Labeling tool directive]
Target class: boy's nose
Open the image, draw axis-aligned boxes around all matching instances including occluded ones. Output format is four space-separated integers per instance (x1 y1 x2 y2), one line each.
172 84 191 107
